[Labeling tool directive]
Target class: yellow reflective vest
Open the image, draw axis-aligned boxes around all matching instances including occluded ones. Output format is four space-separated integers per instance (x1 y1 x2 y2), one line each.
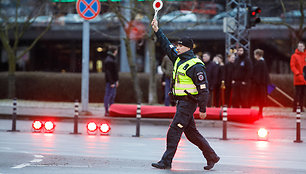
172 57 204 96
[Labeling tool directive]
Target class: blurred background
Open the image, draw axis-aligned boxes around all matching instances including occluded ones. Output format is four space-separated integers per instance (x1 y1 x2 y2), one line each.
0 0 305 105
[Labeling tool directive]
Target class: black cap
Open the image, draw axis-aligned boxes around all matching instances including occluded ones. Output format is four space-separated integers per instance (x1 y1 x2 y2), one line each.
177 38 194 49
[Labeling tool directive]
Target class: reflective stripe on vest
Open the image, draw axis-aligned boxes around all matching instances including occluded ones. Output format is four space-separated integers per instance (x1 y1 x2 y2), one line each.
172 57 204 96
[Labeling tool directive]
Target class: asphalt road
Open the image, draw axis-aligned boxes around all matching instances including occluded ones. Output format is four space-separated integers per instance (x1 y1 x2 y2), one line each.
1 119 306 174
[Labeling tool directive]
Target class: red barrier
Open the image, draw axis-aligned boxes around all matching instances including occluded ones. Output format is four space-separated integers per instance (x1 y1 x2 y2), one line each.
109 104 260 123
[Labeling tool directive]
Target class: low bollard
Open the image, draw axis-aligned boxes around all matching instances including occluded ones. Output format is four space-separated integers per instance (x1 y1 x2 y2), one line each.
133 103 141 137
294 105 303 143
71 100 81 134
8 98 19 132
221 105 228 140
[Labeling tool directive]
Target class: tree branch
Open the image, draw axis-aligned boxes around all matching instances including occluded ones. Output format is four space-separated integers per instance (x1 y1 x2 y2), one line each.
298 0 304 31
17 17 54 60
261 21 295 32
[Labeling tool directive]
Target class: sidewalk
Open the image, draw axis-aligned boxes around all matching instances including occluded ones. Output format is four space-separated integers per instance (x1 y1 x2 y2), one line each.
0 99 305 130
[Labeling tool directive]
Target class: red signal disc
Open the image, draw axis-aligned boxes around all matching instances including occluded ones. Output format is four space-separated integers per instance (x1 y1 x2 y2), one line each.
44 121 55 131
258 128 268 138
32 121 43 130
87 122 98 132
100 123 111 133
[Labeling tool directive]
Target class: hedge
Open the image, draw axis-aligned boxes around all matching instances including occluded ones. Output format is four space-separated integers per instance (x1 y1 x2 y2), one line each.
0 72 163 104
0 72 304 107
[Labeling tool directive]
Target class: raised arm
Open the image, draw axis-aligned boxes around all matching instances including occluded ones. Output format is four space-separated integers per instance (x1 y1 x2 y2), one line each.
151 19 178 62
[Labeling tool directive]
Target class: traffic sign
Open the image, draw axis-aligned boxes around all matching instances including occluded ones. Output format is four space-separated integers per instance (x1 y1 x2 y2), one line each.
153 0 163 19
76 0 101 20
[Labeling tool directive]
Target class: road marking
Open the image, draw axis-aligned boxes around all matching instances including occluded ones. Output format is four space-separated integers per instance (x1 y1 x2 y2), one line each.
30 159 43 163
12 163 31 169
12 154 44 169
34 155 44 158
30 154 44 163
31 164 90 168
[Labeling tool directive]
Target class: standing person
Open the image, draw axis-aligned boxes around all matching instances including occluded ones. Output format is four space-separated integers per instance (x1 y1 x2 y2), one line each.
151 18 220 171
290 41 306 112
202 52 218 107
161 55 174 106
251 49 270 117
213 54 225 107
104 45 119 116
224 54 235 107
231 47 252 108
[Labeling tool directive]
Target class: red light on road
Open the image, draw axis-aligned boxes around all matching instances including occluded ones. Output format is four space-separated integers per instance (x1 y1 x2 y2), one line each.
44 121 55 132
32 121 43 131
252 11 256 16
87 122 98 132
100 123 111 134
258 128 268 139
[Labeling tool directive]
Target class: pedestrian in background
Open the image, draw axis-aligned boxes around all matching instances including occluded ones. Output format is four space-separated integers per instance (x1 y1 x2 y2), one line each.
224 53 235 107
232 47 252 108
290 41 306 112
161 55 174 106
104 45 119 116
213 54 225 107
251 49 270 117
202 52 218 107
151 18 220 171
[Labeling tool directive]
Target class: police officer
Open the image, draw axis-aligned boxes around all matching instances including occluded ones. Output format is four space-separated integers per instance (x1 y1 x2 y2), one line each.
151 18 220 170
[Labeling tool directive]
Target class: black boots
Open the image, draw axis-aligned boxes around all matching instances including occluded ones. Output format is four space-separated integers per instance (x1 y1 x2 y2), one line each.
151 161 171 169
204 156 220 170
152 156 220 170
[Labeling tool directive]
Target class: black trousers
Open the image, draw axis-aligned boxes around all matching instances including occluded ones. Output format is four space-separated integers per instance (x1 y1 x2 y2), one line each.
232 81 249 108
251 84 267 116
293 85 306 111
160 100 218 165
225 86 232 107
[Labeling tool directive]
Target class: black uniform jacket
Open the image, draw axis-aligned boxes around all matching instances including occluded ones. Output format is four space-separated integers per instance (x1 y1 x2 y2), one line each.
155 29 209 113
104 53 119 84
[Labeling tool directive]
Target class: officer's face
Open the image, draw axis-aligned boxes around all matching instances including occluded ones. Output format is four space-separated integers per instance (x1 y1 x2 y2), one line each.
176 44 190 55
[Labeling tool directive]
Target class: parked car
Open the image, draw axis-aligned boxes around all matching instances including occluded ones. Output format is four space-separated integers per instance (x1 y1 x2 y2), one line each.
209 8 245 24
160 10 197 23
281 9 306 24
100 12 119 23
57 14 84 23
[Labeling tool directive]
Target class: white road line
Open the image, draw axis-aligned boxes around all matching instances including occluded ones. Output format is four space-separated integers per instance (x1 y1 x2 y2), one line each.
12 163 31 169
34 155 44 158
12 154 44 169
30 159 43 163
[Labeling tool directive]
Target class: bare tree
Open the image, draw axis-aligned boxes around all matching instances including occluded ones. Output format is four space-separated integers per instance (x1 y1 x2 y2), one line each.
0 0 54 98
262 0 305 50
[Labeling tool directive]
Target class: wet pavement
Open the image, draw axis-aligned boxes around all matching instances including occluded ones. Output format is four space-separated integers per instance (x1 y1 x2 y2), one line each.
0 100 306 173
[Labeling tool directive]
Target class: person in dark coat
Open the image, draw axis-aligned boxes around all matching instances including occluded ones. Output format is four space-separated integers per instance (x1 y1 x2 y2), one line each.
231 47 252 108
251 49 270 117
104 45 119 116
224 53 235 107
213 54 225 107
202 52 218 107
290 41 306 112
151 18 219 171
